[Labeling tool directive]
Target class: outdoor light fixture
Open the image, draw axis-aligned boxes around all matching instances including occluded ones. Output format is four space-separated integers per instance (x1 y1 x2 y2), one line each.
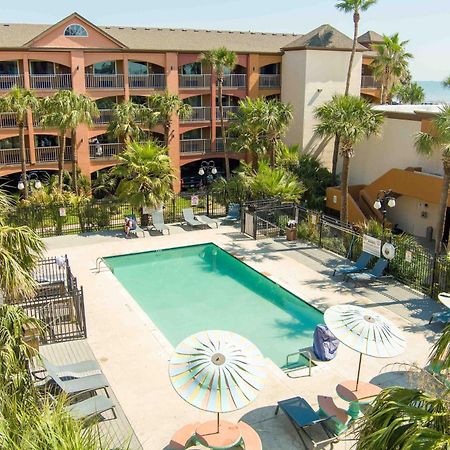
373 189 396 231
17 180 25 190
17 173 44 194
373 199 382 210
198 167 205 176
388 198 396 208
198 160 218 216
34 180 42 189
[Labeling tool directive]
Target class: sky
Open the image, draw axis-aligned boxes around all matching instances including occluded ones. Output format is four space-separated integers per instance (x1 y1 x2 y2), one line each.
2 0 449 80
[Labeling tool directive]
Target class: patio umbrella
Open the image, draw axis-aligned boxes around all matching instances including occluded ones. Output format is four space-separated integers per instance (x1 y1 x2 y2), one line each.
324 305 406 389
169 330 265 431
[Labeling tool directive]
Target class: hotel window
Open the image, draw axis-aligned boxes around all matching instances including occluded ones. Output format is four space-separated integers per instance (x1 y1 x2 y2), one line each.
93 61 116 75
184 95 202 107
128 61 148 75
0 61 19 75
180 62 202 75
64 24 88 37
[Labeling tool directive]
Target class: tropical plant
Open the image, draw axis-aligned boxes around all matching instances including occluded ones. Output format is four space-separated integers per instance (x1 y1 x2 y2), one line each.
429 323 450 373
392 81 425 104
108 100 144 144
92 171 118 199
201 47 237 179
146 91 192 145
112 140 174 211
315 95 384 223
0 87 40 199
443 76 450 88
371 33 413 104
415 106 450 255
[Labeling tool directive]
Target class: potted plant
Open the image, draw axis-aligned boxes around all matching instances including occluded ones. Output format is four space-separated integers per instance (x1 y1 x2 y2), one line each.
286 219 298 241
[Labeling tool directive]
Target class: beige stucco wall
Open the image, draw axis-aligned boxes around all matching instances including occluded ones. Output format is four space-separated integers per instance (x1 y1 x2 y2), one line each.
281 49 362 168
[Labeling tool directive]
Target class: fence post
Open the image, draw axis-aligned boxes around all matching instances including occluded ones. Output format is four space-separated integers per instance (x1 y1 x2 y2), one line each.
430 253 438 298
318 215 323 248
253 213 257 240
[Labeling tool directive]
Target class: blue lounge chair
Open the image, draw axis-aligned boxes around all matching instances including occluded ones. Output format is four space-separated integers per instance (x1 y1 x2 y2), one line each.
275 397 338 448
66 395 116 421
222 203 240 223
346 258 389 284
333 252 372 276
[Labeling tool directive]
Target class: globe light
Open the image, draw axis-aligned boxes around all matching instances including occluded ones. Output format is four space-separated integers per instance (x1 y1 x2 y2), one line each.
388 198 396 208
211 166 217 175
198 167 205 176
34 180 42 189
17 181 25 190
373 199 382 210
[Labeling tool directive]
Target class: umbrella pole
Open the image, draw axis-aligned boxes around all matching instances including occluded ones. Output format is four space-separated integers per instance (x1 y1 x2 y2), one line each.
356 353 363 390
217 412 220 433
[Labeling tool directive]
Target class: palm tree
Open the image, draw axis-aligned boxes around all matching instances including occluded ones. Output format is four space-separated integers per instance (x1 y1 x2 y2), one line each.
0 87 39 199
335 0 378 96
415 106 450 255
392 81 425 104
108 100 145 144
201 48 237 179
372 34 413 104
315 95 384 223
146 91 192 146
443 76 450 88
429 323 450 373
112 140 175 212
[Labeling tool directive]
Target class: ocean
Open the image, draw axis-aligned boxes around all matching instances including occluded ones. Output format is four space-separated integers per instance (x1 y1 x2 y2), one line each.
417 81 450 104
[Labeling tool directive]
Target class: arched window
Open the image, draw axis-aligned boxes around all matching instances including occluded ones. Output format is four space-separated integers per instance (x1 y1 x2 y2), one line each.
64 24 88 37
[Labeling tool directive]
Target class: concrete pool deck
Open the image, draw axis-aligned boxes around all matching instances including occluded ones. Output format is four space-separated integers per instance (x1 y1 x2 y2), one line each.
43 225 443 450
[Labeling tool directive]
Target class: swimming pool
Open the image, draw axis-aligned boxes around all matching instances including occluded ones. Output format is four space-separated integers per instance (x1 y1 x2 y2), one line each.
105 243 323 367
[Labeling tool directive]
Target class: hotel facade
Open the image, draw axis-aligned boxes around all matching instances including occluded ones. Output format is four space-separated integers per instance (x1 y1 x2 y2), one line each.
0 13 381 191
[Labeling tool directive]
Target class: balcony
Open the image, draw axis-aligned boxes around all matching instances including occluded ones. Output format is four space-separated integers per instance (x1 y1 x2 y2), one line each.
181 107 211 123
179 74 211 89
216 137 237 152
259 74 281 89
361 75 381 89
0 74 24 90
89 142 124 159
93 109 114 125
35 146 72 163
222 74 246 89
216 106 239 121
30 74 72 90
0 112 18 128
128 74 165 90
0 148 29 165
180 139 211 154
85 74 124 89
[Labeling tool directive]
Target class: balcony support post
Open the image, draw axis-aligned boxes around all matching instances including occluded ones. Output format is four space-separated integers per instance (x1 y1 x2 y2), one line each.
123 55 130 101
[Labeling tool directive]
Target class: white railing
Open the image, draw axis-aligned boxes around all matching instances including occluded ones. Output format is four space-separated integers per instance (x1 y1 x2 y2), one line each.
259 74 281 89
216 106 239 120
180 139 211 154
0 74 24 90
30 74 72 90
89 142 123 159
0 148 29 165
35 146 72 163
93 109 114 125
128 74 166 89
222 74 246 89
0 112 18 128
361 75 381 89
85 74 124 89
179 74 211 89
216 137 237 152
181 107 211 122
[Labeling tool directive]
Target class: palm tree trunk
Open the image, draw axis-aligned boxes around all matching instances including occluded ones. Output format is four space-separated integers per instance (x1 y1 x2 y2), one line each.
218 80 230 180
18 122 28 199
344 11 359 96
340 152 351 224
58 134 66 192
332 133 340 185
71 129 78 194
434 165 450 255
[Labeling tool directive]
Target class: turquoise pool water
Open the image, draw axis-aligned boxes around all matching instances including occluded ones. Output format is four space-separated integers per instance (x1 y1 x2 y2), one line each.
105 243 323 367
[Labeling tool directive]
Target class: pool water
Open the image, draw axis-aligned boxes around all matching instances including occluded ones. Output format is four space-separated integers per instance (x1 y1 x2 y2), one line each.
105 243 323 367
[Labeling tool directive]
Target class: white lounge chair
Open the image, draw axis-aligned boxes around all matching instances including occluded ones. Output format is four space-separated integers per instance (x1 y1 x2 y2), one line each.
196 214 219 228
182 208 205 228
150 210 170 235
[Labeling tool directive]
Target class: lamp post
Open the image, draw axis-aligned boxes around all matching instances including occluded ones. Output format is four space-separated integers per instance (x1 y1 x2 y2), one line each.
373 190 396 231
18 172 43 197
198 160 217 216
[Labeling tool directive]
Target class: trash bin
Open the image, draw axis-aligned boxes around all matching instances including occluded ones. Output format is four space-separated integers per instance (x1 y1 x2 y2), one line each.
426 226 433 242
285 227 297 241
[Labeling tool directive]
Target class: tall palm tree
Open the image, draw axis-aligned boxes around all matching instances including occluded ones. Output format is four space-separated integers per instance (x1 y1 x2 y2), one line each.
372 34 413 104
443 76 450 88
335 0 378 96
429 323 450 373
392 81 425 104
108 100 145 144
315 95 384 223
415 106 450 255
146 91 192 146
0 87 39 199
201 48 237 179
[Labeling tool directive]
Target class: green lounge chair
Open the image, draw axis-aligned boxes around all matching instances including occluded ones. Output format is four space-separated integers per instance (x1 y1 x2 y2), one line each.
346 258 389 284
333 252 372 276
40 356 101 377
66 395 116 421
150 210 170 235
182 208 205 228
196 214 219 228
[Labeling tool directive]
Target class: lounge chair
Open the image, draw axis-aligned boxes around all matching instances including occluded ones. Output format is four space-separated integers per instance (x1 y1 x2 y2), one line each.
182 208 205 228
333 252 372 276
345 258 390 284
275 396 339 448
196 214 220 228
66 395 116 421
222 203 240 223
40 356 101 377
128 215 146 238
150 210 170 235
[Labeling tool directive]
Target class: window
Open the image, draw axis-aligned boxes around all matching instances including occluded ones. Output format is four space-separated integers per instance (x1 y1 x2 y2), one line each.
93 61 116 75
128 61 148 75
180 63 202 75
184 95 202 107
64 24 88 37
0 61 19 75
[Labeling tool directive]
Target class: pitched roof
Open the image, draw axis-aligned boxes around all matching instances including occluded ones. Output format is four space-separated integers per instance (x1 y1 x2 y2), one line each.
282 24 366 52
358 31 384 45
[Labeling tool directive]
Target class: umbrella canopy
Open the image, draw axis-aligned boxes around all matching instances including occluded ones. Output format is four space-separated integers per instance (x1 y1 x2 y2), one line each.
324 305 406 358
169 330 265 414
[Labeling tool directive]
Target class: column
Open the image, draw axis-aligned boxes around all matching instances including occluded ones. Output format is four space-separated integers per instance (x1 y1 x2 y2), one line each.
247 54 260 98
210 72 217 151
123 55 130 101
22 55 36 164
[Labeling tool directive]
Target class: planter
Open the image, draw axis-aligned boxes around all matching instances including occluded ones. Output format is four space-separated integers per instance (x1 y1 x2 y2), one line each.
286 227 297 241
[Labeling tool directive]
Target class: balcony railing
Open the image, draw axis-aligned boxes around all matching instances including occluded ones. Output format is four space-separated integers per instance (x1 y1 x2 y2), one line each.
180 139 211 154
93 109 114 125
181 107 211 122
128 74 166 89
85 74 124 89
216 137 237 152
0 112 18 128
222 74 246 89
259 74 281 89
30 74 72 90
35 146 72 163
0 74 24 90
89 142 124 159
179 74 211 89
361 75 381 89
216 106 239 120
0 148 29 165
